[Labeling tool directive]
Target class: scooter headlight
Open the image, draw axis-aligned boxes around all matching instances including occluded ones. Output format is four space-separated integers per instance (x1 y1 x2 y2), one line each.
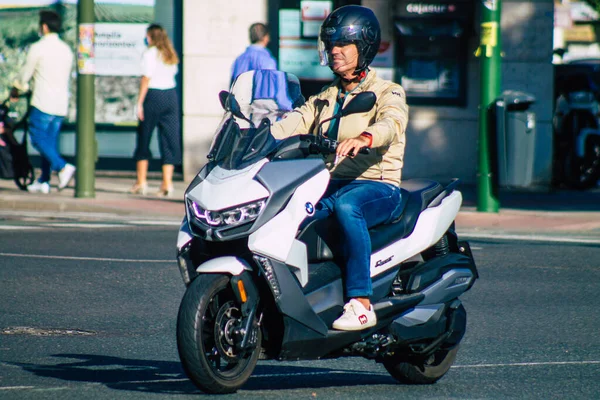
188 199 267 227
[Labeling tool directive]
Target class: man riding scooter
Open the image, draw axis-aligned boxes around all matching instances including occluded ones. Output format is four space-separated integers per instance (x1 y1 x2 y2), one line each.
271 5 409 331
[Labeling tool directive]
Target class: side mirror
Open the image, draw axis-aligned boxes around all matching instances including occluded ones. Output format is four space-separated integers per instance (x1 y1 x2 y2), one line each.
341 91 376 117
218 90 251 124
218 90 230 110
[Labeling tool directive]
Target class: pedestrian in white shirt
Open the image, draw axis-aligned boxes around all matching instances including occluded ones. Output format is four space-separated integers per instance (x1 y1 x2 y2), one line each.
13 10 75 194
130 23 181 197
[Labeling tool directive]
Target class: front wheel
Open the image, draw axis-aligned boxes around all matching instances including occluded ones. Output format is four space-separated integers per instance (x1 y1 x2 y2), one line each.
176 274 261 394
383 346 459 384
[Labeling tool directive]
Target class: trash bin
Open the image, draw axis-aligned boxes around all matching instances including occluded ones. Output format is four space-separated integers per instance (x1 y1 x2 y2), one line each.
494 90 536 188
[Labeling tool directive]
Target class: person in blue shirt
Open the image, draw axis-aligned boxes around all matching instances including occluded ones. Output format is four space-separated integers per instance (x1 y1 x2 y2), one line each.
231 23 277 85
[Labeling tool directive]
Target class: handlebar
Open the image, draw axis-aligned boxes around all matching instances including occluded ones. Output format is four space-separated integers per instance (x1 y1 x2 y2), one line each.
312 137 370 156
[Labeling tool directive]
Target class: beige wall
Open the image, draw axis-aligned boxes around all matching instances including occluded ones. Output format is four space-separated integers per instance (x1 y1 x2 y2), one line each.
501 0 555 187
402 0 555 187
181 0 267 181
181 0 555 187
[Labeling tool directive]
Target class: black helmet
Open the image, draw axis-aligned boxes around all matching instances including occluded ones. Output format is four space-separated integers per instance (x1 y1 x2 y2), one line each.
318 5 381 74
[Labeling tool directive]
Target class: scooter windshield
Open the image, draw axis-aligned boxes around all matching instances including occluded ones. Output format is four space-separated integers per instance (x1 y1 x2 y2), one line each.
208 70 305 171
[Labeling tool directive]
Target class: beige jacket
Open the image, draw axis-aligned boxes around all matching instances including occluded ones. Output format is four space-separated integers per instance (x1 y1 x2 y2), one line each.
271 70 409 186
16 33 73 117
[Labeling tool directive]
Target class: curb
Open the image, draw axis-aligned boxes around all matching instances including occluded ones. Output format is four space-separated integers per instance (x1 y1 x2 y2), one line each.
458 231 600 245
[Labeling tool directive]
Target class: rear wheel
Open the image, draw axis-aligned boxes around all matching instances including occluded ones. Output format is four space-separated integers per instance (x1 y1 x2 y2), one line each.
563 139 600 190
14 163 34 191
177 274 261 394
383 346 459 384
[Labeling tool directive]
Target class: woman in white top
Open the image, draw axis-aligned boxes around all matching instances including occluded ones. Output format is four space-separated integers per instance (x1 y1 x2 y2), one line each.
131 23 181 196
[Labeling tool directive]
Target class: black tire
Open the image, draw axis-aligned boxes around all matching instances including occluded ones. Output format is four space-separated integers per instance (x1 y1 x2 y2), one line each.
561 111 600 190
563 147 600 190
384 346 459 385
177 274 261 394
14 164 34 191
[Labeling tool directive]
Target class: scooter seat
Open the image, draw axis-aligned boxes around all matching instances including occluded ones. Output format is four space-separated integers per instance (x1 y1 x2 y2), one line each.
298 179 444 262
369 179 444 252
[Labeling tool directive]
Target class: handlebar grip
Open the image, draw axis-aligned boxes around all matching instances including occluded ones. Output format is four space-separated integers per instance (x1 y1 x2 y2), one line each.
348 147 371 157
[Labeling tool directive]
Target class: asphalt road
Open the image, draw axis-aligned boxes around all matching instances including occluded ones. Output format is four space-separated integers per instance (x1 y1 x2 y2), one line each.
1 225 599 399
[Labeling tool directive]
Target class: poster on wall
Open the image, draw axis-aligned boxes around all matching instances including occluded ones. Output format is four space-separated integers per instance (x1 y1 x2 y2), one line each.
0 0 155 125
400 59 459 98
279 5 334 81
300 1 331 38
78 23 95 74
95 23 147 76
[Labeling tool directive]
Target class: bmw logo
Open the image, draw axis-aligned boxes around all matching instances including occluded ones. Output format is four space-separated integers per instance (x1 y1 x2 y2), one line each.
305 202 315 215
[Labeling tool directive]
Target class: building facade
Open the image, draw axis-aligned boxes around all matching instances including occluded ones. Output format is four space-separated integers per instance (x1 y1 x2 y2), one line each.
181 0 555 187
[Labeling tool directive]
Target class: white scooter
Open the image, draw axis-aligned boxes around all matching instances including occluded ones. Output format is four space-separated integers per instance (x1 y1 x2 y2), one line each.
175 70 478 394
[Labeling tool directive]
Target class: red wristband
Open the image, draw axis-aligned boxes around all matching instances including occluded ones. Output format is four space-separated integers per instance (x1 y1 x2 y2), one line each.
360 132 373 148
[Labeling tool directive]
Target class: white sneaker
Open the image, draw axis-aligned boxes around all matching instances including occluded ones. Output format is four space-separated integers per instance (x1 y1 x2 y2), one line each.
27 181 50 194
58 163 76 190
332 299 377 331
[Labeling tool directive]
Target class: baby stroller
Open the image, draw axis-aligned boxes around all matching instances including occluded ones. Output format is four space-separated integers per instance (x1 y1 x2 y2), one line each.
0 89 34 191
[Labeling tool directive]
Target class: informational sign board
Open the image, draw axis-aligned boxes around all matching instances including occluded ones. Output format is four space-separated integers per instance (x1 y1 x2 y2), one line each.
394 0 473 106
0 0 157 124
95 23 147 76
300 1 331 38
279 7 334 81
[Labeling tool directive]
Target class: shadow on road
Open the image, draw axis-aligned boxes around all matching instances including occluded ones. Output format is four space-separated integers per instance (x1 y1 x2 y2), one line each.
9 353 397 394
9 353 197 395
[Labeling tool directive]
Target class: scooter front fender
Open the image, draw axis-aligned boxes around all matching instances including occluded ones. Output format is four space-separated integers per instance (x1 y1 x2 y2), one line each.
196 256 252 276
177 216 193 252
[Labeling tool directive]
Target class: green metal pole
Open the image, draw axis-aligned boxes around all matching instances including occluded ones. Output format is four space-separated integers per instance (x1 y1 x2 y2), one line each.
477 0 501 212
75 0 96 198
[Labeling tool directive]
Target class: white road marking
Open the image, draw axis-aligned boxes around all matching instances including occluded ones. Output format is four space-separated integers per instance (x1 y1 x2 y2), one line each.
0 219 179 230
254 370 380 378
0 226 42 230
127 220 181 226
0 386 35 390
44 223 125 228
1 360 598 391
115 378 189 384
0 211 124 219
0 252 174 263
250 360 600 377
453 360 600 368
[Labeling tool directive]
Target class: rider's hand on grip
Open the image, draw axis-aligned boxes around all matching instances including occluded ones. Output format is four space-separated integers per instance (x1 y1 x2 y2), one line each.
347 147 370 157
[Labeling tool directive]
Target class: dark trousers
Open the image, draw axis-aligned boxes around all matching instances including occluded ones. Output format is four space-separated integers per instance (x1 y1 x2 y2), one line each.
134 88 181 165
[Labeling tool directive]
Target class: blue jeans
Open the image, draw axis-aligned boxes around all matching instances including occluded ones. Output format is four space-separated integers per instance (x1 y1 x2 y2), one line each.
28 107 67 183
311 179 403 298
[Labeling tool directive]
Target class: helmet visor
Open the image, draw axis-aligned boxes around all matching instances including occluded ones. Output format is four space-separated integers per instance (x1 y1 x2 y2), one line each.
318 25 363 66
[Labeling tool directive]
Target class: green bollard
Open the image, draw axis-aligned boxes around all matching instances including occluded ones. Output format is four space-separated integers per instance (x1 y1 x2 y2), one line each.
75 0 96 198
476 0 502 212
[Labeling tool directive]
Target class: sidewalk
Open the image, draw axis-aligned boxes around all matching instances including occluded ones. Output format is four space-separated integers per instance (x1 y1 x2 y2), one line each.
456 184 600 242
1 175 599 242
